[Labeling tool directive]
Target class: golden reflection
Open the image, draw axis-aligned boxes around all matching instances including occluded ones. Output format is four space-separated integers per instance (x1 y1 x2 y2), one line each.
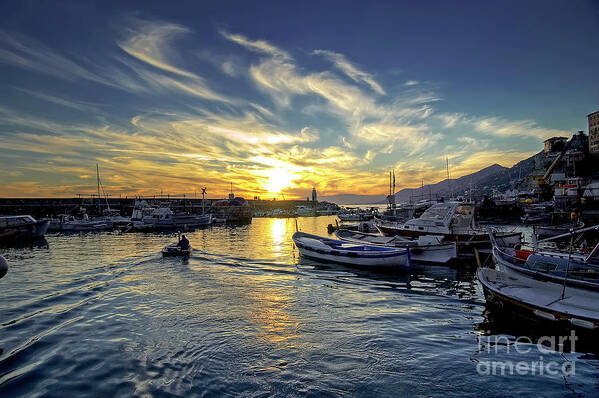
244 276 302 347
268 218 288 258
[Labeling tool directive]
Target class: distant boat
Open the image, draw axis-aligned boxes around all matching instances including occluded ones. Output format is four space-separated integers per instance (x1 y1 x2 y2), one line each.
292 231 411 270
334 229 457 265
338 208 374 222
478 267 599 330
47 214 110 232
0 215 49 241
138 207 212 230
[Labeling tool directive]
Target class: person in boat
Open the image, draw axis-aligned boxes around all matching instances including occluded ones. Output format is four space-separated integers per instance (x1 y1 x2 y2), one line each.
177 235 190 250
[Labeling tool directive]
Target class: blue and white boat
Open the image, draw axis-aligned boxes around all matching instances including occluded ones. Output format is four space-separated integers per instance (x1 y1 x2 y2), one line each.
292 231 411 270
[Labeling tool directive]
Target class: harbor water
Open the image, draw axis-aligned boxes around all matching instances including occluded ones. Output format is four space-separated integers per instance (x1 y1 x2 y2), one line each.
1 216 598 396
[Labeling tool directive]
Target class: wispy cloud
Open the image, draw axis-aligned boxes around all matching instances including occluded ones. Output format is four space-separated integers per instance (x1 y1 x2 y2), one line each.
314 50 385 95
471 116 569 139
0 30 112 86
118 19 196 78
14 87 105 112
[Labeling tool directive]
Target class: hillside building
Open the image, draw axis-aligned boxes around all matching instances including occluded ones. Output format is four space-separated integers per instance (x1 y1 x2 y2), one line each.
543 136 567 153
589 110 599 154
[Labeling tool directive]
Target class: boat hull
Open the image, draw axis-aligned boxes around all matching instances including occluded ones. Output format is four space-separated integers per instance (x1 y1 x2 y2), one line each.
478 268 599 329
162 245 192 257
0 219 49 241
334 230 457 264
375 222 521 253
293 232 410 270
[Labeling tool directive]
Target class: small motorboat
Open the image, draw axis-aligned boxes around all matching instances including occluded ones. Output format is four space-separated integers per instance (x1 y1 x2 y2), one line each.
162 243 192 257
292 231 411 270
162 234 192 257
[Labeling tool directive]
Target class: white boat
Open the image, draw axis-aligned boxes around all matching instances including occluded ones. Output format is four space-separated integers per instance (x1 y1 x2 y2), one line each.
374 202 521 253
0 215 50 241
338 207 375 222
478 267 599 329
292 231 411 270
334 229 457 265
47 214 110 232
296 205 316 217
139 207 212 230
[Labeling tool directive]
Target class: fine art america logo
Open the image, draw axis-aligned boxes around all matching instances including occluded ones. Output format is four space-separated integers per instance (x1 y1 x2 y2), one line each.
476 331 577 377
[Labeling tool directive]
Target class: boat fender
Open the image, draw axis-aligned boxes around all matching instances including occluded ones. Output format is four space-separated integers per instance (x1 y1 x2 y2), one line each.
570 318 596 330
0 256 8 280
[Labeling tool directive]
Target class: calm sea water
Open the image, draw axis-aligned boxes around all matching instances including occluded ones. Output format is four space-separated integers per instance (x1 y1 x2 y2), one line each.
1 216 598 397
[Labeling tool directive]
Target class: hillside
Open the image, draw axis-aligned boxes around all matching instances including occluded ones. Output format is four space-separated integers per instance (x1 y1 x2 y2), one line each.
320 153 537 205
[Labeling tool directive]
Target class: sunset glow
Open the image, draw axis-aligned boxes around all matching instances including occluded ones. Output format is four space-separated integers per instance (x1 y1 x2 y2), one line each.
0 3 595 200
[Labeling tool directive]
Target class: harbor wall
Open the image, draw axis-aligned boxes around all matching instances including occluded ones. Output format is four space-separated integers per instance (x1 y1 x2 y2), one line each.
0 198 332 218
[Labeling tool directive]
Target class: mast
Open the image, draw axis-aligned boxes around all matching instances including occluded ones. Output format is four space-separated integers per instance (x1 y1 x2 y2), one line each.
96 163 101 213
388 171 392 209
446 157 452 200
392 169 396 209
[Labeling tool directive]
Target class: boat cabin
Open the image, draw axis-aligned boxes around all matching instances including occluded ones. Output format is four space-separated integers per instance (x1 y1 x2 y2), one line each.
0 215 37 228
402 202 476 234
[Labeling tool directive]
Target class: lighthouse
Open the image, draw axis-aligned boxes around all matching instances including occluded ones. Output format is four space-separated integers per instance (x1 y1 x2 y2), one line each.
311 187 317 202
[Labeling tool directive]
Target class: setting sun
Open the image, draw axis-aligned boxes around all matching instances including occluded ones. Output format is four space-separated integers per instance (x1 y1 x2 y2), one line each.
263 167 296 194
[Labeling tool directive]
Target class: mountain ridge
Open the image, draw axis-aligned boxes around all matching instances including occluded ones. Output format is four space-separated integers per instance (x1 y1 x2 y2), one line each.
320 153 537 205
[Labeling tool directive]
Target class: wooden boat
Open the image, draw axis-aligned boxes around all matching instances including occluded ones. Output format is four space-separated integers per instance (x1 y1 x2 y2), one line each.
334 229 457 264
490 229 599 291
292 231 411 270
534 221 585 239
162 243 192 257
478 267 599 330
374 202 521 253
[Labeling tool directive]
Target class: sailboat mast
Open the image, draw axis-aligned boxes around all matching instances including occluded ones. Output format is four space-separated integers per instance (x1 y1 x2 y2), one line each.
96 163 101 213
446 157 451 200
387 170 391 208
392 169 396 209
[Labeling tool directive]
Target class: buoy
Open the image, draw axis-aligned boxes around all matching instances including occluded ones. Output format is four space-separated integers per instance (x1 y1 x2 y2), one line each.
0 256 8 280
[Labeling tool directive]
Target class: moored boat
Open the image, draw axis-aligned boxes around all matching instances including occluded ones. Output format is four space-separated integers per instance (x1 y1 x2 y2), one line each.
47 214 110 232
0 215 50 241
374 202 521 253
534 221 585 239
292 231 411 270
489 229 599 291
137 207 212 230
478 267 599 330
334 229 457 265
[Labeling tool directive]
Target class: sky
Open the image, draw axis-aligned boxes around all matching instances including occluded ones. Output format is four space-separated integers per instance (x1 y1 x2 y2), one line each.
0 0 598 199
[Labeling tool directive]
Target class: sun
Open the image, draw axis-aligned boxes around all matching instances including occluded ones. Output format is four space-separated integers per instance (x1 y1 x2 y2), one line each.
264 168 295 194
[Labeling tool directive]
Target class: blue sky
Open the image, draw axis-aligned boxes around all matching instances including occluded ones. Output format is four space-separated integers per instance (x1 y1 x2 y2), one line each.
1 0 598 198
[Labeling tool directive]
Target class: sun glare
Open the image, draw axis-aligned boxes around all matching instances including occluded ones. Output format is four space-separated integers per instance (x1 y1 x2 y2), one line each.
264 168 295 194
